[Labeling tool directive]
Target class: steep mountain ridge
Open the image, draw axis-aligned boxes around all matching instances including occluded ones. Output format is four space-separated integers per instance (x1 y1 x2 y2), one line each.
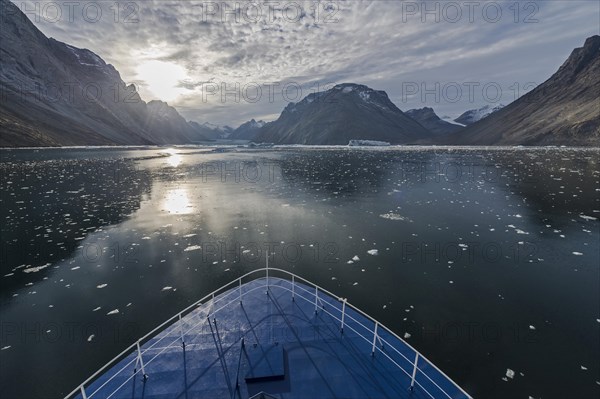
254 83 432 145
0 0 206 146
445 36 600 146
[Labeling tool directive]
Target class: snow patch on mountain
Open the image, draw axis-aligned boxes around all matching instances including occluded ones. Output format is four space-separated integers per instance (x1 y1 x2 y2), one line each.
65 44 104 67
454 104 505 125
441 116 466 127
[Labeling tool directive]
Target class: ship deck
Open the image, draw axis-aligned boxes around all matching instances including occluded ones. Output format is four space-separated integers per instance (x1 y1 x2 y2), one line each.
72 271 470 399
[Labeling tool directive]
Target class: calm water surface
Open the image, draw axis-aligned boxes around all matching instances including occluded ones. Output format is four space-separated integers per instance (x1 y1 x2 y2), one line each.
0 146 598 398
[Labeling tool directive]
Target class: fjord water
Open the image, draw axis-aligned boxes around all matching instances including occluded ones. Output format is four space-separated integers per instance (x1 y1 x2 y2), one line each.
0 147 598 399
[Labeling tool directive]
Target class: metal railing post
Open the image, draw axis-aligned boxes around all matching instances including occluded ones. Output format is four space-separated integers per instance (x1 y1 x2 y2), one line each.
371 322 379 356
136 340 147 379
314 286 319 313
208 292 215 319
80 386 88 399
178 313 185 348
265 251 269 294
291 275 295 301
410 352 419 390
340 298 346 333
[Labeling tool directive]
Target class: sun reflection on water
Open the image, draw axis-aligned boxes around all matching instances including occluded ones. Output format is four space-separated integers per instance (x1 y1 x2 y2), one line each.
165 148 182 167
163 188 193 214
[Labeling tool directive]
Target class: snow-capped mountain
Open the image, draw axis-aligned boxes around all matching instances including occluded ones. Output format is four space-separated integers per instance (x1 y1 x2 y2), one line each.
454 104 505 126
254 83 432 145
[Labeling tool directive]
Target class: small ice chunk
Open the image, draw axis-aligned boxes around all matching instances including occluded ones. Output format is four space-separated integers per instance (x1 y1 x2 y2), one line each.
107 309 119 315
96 284 107 289
379 213 412 222
506 368 515 379
529 325 536 330
367 249 378 256
580 365 588 370
403 332 411 339
352 255 360 262
23 263 50 273
162 286 173 291
572 252 583 256
87 334 95 342
184 245 202 252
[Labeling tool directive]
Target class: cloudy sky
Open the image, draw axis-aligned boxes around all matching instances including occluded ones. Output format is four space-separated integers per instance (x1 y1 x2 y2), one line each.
19 0 600 126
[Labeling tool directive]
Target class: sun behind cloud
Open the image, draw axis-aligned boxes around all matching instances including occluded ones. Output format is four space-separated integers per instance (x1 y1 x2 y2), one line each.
136 60 188 102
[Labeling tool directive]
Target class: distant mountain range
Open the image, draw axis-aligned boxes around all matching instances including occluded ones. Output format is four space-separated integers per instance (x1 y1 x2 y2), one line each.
405 107 463 135
189 122 234 140
230 119 266 140
1 0 598 147
254 83 432 145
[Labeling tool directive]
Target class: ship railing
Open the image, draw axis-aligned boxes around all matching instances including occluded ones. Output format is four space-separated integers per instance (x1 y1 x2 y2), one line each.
266 268 472 399
66 266 472 399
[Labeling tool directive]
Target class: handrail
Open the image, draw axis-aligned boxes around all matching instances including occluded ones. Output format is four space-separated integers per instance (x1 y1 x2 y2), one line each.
271 281 439 399
65 267 472 399
266 267 472 398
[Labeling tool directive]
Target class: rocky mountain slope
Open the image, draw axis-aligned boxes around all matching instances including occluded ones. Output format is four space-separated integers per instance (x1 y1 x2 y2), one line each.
0 0 206 147
446 36 600 146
